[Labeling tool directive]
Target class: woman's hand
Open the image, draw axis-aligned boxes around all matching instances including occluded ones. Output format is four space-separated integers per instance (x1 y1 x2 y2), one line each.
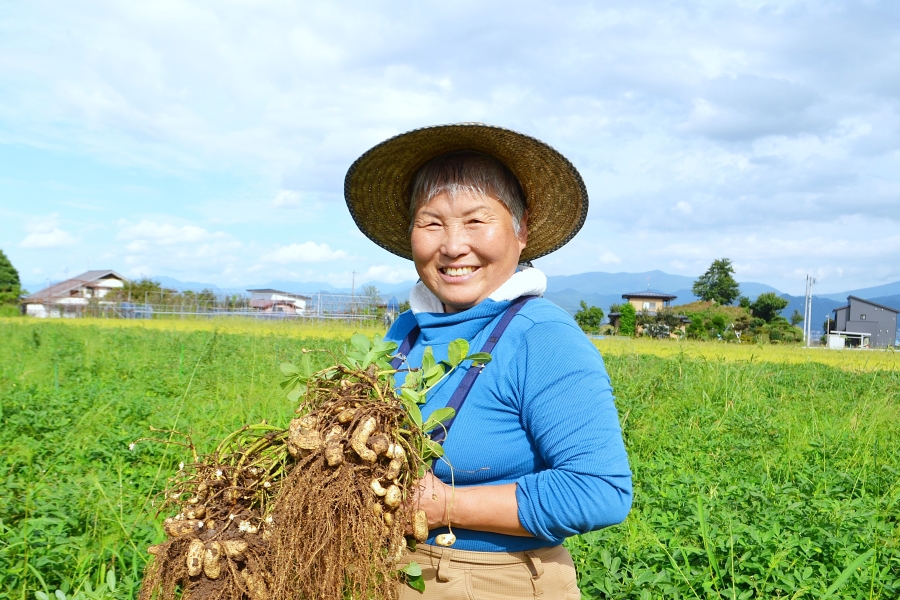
406 472 533 537
408 471 451 529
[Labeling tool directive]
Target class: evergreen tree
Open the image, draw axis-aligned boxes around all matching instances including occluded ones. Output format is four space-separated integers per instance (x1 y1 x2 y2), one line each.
692 258 741 305
619 303 636 337
750 292 790 323
0 249 22 304
574 300 604 334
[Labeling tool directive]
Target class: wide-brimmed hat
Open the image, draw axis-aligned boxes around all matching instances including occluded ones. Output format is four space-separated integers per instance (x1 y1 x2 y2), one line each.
343 122 588 262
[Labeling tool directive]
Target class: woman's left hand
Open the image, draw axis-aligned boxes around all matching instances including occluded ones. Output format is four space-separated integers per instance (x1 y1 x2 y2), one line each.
407 471 451 530
405 472 533 537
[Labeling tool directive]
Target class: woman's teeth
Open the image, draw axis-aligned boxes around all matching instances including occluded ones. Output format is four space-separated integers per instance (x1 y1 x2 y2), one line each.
443 266 475 276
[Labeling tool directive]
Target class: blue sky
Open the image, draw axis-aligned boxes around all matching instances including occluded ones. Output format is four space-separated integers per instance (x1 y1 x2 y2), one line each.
2 0 899 295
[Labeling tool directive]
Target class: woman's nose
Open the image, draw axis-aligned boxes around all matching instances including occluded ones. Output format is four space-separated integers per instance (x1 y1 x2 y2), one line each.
439 223 471 258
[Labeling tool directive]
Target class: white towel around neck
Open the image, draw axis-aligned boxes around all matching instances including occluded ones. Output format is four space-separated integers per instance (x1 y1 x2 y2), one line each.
409 267 547 314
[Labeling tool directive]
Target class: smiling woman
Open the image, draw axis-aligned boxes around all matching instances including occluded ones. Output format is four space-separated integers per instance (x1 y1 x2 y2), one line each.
344 123 631 599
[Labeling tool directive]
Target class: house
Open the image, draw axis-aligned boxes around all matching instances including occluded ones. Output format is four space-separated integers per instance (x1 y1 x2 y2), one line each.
25 270 129 318
828 295 899 348
622 291 678 312
247 289 310 316
608 291 689 335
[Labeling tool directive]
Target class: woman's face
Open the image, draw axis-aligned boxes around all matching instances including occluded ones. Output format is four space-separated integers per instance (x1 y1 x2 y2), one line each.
411 190 527 314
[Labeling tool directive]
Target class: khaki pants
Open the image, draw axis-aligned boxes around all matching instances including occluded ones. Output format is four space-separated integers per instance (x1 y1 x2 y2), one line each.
398 543 581 599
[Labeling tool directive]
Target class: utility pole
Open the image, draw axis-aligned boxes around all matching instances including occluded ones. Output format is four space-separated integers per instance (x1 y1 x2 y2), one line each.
803 275 816 347
351 271 358 316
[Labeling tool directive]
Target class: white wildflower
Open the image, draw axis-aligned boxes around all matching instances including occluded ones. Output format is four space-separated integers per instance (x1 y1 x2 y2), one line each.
179 462 185 470
128 442 136 452
263 481 271 488
215 469 223 477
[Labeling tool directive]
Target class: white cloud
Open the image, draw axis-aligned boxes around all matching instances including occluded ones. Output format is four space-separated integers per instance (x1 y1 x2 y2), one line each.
266 242 348 264
19 214 78 248
272 190 304 208
360 264 419 285
4 1 900 295
598 252 621 265
116 220 228 246
673 201 692 215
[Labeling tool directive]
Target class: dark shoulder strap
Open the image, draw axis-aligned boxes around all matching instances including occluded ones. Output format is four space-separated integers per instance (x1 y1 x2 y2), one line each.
390 324 421 370
431 295 537 443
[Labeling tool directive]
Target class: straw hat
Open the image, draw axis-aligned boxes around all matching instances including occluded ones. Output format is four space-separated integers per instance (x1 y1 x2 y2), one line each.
343 122 588 262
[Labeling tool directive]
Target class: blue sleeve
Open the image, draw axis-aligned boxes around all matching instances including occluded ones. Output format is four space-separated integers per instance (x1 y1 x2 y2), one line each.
513 321 632 543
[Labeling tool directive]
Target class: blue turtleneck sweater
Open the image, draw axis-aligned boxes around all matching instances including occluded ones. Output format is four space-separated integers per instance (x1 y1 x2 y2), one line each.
386 296 632 552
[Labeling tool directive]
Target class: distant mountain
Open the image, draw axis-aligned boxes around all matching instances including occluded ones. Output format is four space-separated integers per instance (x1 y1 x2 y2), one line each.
545 270 695 295
819 281 900 302
145 277 418 299
155 276 222 291
544 271 781 315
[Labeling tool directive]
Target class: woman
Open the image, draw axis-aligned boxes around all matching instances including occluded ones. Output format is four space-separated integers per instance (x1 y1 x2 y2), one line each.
344 123 632 599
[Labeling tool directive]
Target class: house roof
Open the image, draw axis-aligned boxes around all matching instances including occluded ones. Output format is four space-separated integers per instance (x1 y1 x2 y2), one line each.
622 291 678 301
26 270 128 301
246 288 311 300
846 295 900 314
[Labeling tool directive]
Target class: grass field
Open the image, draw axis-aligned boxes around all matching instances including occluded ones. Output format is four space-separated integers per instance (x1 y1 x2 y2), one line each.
1 317 898 599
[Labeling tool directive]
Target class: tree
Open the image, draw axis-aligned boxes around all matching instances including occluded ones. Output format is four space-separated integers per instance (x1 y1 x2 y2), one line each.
790 309 804 326
618 303 636 337
361 285 381 315
0 249 22 304
574 300 604 334
750 292 789 323
692 258 741 305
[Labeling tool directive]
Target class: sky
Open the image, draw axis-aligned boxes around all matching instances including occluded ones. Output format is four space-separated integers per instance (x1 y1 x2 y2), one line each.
1 0 899 296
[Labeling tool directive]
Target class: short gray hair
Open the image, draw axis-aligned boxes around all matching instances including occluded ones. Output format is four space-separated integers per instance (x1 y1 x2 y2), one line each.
409 151 527 236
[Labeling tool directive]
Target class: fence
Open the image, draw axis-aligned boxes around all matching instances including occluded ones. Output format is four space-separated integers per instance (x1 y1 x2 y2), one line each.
24 289 398 324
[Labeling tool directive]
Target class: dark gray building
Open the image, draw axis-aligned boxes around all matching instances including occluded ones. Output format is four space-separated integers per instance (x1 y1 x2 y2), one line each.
831 296 899 348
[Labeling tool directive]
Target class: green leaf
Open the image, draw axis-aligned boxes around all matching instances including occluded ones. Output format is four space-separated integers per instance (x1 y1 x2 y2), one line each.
422 407 455 432
400 391 423 427
405 572 426 593
362 348 378 369
423 363 443 380
351 333 371 354
280 362 300 376
422 438 445 459
401 562 422 577
421 347 436 374
401 388 423 405
35 593 50 600
287 386 305 403
447 339 469 367
821 548 875 599
299 353 313 377
464 352 492 364
404 369 422 389
106 569 116 592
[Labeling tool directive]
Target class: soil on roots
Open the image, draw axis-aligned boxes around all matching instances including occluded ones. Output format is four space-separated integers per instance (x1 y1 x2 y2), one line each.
268 451 410 599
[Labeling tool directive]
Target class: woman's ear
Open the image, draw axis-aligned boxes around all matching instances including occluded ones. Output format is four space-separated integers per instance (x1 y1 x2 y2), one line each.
518 210 529 249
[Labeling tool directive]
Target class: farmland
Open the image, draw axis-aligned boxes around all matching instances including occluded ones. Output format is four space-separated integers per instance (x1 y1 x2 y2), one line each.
1 317 898 599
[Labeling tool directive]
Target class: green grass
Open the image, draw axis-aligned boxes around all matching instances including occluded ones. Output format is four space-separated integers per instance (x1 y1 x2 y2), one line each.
1 320 898 599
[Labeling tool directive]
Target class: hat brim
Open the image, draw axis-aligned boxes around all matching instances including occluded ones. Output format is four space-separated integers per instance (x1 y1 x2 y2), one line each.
344 123 588 262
